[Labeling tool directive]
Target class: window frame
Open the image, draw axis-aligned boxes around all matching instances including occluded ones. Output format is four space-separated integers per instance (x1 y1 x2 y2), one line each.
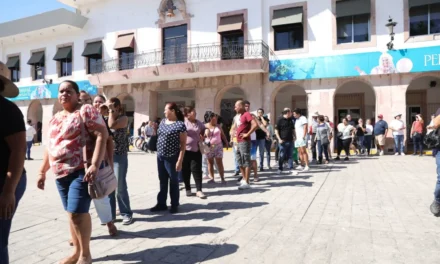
83 38 104 75
331 0 376 50
404 0 440 42
55 44 74 79
162 24 188 65
270 3 308 55
336 14 371 44
273 23 305 51
6 55 20 83
59 59 73 77
220 30 245 60
408 3 440 37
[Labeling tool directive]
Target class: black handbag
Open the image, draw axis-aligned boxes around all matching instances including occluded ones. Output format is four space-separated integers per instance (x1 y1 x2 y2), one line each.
147 135 158 151
423 129 440 149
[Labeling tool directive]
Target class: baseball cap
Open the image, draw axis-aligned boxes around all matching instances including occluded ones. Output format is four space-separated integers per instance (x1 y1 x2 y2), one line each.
378 114 384 118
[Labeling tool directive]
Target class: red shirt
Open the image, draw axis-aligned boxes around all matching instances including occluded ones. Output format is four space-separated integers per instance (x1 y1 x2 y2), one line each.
412 121 423 133
236 112 253 142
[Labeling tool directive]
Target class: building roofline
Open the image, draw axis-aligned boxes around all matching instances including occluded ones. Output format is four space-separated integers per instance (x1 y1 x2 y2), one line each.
0 8 88 39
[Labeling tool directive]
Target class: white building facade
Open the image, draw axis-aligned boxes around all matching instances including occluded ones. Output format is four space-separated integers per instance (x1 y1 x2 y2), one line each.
1 0 440 152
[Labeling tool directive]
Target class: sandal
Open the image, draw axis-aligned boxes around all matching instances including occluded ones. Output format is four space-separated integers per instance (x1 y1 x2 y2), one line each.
207 179 215 184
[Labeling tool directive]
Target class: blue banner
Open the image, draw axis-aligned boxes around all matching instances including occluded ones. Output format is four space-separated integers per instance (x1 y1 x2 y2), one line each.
269 46 440 81
9 80 98 102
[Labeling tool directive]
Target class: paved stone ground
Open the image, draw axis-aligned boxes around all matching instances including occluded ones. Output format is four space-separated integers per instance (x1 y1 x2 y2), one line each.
8 146 440 264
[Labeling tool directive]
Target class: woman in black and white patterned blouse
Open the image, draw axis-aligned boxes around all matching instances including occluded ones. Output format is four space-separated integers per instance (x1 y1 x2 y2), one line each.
150 103 187 214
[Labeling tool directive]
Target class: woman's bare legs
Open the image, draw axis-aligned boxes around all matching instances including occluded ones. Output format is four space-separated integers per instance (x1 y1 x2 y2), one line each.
69 213 92 263
60 219 80 264
207 158 215 181
251 160 258 181
215 157 225 183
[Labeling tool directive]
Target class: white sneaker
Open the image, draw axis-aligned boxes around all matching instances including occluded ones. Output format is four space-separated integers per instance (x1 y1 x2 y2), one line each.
296 165 304 170
302 166 310 172
277 170 283 175
380 151 384 156
401 153 405 156
394 153 399 156
291 170 299 176
238 182 251 190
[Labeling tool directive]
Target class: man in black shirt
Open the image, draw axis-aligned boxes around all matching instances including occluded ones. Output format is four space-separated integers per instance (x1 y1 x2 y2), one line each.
0 75 27 263
275 108 297 175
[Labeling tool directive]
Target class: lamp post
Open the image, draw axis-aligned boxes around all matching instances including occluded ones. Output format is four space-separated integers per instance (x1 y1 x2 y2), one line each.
385 17 397 50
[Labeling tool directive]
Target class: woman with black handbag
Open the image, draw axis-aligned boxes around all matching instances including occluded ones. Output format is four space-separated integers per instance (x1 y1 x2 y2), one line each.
37 81 108 264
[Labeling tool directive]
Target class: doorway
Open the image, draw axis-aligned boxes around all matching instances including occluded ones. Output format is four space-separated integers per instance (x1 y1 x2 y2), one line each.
337 108 361 125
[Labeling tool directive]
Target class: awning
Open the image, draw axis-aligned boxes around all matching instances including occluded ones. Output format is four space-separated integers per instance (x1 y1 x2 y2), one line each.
218 15 244 33
272 7 303 27
6 56 19 68
336 0 371 17
82 41 102 57
114 34 135 50
53 46 72 61
409 0 440 8
27 51 45 65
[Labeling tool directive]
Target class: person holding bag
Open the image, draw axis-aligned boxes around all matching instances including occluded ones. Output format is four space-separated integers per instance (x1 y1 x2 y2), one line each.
37 80 108 264
182 106 206 199
107 97 133 225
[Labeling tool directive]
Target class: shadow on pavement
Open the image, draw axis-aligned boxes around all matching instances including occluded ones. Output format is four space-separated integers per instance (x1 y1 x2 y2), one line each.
136 211 230 223
134 202 268 215
93 243 239 264
92 226 224 240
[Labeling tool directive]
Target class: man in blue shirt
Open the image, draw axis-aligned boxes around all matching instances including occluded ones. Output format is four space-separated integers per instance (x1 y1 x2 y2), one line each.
373 114 388 156
430 108 440 217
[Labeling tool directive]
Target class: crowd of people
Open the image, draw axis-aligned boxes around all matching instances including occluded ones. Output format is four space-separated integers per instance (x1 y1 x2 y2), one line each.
1 78 440 264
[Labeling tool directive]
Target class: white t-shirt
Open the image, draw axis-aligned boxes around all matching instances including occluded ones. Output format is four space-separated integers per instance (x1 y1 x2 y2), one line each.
337 123 354 140
295 115 308 140
25 124 36 142
390 119 405 136
365 124 373 135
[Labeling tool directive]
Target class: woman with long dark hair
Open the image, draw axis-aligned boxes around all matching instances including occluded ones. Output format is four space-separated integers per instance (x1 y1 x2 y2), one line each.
151 103 187 214
107 97 133 225
38 80 108 264
182 106 206 199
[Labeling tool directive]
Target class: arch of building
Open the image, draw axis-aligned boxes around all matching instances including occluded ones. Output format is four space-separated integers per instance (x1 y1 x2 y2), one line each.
270 83 307 123
27 100 43 143
333 79 376 125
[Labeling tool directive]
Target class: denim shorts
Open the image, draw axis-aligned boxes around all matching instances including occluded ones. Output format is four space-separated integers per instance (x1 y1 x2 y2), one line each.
250 140 258 160
56 169 91 214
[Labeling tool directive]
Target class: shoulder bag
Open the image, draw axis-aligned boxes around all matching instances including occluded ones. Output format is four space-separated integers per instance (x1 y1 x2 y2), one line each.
424 128 440 149
79 111 118 200
199 126 214 154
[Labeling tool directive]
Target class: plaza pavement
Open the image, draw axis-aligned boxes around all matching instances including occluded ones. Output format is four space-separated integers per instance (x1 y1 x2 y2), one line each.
8 146 440 264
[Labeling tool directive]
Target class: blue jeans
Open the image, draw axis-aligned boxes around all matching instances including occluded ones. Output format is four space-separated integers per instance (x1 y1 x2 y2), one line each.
257 139 266 169
232 143 240 173
413 134 423 154
317 140 329 162
0 173 26 264
278 141 293 171
26 141 33 159
434 151 440 204
157 154 180 207
357 136 365 153
110 154 132 219
393 135 404 154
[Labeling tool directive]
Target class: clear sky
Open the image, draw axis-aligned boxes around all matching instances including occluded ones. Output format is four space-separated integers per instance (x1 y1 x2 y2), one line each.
0 0 74 23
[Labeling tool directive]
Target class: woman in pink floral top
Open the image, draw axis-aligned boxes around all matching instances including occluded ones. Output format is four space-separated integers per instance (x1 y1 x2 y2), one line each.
37 81 108 264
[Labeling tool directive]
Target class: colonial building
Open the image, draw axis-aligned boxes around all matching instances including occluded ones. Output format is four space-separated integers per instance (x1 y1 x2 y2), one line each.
1 0 440 152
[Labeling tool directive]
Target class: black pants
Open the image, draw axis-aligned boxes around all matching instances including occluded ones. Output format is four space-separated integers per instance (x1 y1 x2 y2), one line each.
310 134 317 160
182 150 203 192
337 138 351 157
364 135 372 155
413 134 423 154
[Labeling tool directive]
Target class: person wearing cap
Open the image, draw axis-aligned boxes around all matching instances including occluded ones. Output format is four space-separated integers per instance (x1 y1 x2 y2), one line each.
373 114 388 156
0 75 27 264
309 112 319 163
390 113 406 156
410 114 424 156
430 108 440 217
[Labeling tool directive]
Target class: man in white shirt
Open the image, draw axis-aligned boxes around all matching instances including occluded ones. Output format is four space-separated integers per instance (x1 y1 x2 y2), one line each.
25 120 37 160
390 114 406 155
293 108 310 172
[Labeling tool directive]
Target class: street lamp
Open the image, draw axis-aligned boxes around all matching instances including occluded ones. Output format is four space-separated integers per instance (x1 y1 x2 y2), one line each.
385 16 397 50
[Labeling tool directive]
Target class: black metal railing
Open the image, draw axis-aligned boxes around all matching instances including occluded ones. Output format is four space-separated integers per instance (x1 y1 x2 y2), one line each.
92 40 270 74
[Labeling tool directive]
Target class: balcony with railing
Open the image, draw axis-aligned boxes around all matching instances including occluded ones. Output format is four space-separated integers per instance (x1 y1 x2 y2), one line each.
88 40 271 86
